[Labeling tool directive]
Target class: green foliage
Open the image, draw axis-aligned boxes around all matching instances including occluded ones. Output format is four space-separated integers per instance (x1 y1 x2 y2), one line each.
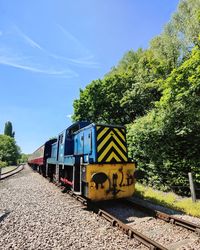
0 161 7 168
172 0 200 47
127 46 200 194
73 75 133 124
73 79 107 123
73 49 162 124
4 121 15 138
107 48 144 76
136 183 200 217
18 153 30 164
0 135 20 165
120 50 163 120
150 23 181 72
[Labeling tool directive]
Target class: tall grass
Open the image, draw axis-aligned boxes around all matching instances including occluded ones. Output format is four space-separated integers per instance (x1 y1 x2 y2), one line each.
135 183 200 217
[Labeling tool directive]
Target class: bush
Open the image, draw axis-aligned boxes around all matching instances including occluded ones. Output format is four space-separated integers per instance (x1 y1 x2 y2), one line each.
0 135 21 165
0 161 7 168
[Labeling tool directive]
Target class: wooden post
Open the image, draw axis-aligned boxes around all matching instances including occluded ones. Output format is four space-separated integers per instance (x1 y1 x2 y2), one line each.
188 172 196 202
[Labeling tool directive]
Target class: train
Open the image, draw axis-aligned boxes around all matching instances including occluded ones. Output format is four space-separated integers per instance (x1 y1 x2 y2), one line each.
28 121 136 201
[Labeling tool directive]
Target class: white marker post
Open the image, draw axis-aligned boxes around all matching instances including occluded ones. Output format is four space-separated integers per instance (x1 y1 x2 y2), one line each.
188 172 196 202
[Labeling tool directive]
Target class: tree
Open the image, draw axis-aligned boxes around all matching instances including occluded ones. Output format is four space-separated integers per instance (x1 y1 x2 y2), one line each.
73 79 106 123
127 45 200 194
73 49 162 125
172 0 200 48
18 153 30 164
150 23 181 73
0 135 20 165
107 48 144 76
120 50 163 120
4 121 15 138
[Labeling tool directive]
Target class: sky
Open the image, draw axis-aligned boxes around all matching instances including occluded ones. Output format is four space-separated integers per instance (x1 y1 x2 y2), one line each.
0 0 179 154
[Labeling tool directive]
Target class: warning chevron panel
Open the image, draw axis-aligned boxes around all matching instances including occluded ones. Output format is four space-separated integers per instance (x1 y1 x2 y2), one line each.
96 126 128 163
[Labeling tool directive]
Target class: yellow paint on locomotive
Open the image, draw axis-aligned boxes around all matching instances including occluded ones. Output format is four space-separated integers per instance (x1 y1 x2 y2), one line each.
85 163 135 201
96 126 128 163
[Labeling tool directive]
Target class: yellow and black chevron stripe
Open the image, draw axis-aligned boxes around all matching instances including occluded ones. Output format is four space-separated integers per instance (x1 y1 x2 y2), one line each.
96 125 128 163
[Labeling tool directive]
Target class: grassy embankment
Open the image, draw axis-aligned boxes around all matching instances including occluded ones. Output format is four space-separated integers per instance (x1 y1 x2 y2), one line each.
1 166 17 174
135 183 200 217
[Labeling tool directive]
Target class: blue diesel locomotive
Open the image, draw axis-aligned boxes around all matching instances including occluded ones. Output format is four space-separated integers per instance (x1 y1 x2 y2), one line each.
29 121 136 201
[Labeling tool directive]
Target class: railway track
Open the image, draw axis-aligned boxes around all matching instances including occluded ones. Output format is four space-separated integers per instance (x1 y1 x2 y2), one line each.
24 167 200 249
0 164 24 180
62 189 200 250
64 190 165 249
123 199 200 235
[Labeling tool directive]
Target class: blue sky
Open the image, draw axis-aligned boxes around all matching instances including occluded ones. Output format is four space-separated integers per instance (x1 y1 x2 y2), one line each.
0 0 179 153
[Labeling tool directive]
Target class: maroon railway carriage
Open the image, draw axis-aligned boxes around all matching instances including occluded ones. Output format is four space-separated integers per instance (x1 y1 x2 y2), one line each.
28 139 57 176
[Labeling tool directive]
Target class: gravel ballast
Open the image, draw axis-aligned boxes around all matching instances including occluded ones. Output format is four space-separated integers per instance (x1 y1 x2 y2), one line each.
1 165 200 249
104 199 200 249
0 165 144 250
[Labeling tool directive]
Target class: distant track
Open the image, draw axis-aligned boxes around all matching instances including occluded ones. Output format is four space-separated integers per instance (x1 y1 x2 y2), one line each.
0 165 24 180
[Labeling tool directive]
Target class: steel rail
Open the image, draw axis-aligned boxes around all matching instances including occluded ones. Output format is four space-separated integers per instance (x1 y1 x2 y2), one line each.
1 166 18 175
0 165 24 180
97 208 167 250
35 168 200 248
65 190 167 250
123 199 200 235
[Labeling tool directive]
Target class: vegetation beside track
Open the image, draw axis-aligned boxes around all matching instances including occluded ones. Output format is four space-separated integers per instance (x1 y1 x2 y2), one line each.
0 121 29 168
1 166 18 174
136 183 200 217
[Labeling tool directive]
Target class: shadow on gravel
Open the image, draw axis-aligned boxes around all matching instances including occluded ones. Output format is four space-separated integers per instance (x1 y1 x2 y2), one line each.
0 210 10 223
92 200 149 224
132 196 184 216
89 198 184 225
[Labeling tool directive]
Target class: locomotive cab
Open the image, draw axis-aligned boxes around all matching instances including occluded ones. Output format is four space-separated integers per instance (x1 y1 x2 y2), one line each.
46 122 136 201
74 124 136 200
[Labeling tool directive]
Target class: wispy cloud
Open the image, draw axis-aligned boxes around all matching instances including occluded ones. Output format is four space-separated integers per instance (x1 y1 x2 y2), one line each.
56 24 99 68
0 45 78 78
14 26 43 50
48 53 99 69
16 24 99 69
0 57 77 76
0 50 77 77
0 24 99 77
57 24 90 55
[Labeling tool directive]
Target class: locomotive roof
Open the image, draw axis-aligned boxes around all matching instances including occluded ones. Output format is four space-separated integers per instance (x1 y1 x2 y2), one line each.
73 122 126 135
